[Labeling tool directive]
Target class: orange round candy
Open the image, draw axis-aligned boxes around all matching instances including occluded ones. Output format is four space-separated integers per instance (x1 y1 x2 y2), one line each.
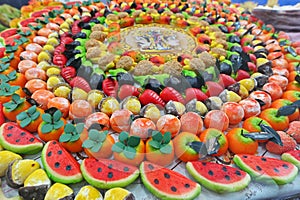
18 60 37 74
85 112 110 130
47 97 70 118
25 43 43 54
156 114 181 138
69 99 93 120
180 112 203 135
25 79 47 94
31 89 55 110
19 51 38 63
25 68 47 81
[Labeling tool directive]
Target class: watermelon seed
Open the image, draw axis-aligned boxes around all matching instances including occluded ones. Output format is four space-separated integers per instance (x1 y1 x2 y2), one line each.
52 141 57 144
55 162 60 168
47 151 52 157
222 166 227 172
154 179 159 184
7 126 13 130
108 172 113 178
29 138 34 142
97 167 102 172
208 170 214 176
148 164 154 170
6 133 12 137
256 166 262 171
16 139 20 143
66 165 72 171
261 157 267 161
184 183 190 188
20 132 26 136
274 168 279 173
171 186 177 192
57 150 62 155
243 155 248 158
123 167 129 172
225 175 230 180
235 170 241 176
164 173 170 179
202 162 206 166
282 164 289 169
108 164 113 169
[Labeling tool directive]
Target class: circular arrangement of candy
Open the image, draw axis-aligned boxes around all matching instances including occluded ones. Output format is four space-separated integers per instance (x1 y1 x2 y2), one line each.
1 0 300 199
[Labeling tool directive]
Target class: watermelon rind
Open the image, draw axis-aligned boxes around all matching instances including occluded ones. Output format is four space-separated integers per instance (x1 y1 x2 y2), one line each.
233 154 298 185
282 150 300 169
0 123 43 155
140 161 201 200
80 158 140 189
41 141 83 184
186 161 251 193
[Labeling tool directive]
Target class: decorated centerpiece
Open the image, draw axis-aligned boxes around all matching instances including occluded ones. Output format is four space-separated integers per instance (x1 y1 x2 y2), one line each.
0 0 300 199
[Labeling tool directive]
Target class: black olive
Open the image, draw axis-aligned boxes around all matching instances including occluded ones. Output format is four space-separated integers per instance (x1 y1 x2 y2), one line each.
103 8 112 17
90 18 100 24
130 2 137 8
77 66 93 80
258 65 273 77
254 75 269 88
65 41 81 50
73 32 87 39
66 57 82 70
230 45 243 54
254 48 268 55
228 35 241 43
218 62 232 75
116 73 135 86
218 25 228 33
144 78 164 94
164 76 188 93
63 49 81 59
185 75 205 88
81 23 91 30
89 73 105 90
227 82 240 94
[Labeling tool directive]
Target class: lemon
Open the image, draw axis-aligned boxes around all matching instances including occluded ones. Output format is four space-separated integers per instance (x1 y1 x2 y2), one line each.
75 185 103 200
104 187 134 200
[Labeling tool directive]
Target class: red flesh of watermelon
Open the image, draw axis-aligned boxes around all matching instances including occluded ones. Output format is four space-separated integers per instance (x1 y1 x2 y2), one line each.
140 161 201 200
41 140 82 184
282 150 300 169
0 28 17 39
81 158 139 189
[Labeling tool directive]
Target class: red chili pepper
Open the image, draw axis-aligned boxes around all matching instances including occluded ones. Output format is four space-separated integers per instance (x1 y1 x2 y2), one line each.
102 77 118 97
0 103 5 126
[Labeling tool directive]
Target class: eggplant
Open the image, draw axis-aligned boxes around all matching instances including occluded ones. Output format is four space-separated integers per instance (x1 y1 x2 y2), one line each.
116 72 135 86
89 73 105 90
144 78 164 94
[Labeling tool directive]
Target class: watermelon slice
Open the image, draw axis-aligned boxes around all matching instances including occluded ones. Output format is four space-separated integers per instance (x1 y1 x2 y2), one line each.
233 154 298 185
282 150 300 169
18 18 36 27
186 161 251 193
80 158 139 189
0 28 18 39
41 140 83 184
0 122 43 154
140 161 201 200
30 9 50 18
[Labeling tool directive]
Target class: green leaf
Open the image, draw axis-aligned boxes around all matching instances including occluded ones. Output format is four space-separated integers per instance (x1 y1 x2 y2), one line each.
30 111 40 121
4 103 18 112
41 124 53 134
124 146 136 159
91 142 102 152
75 123 85 134
82 139 95 149
53 120 64 130
152 131 163 142
112 142 125 153
27 105 37 115
127 136 140 147
119 131 129 143
16 112 27 121
20 118 31 128
59 133 72 143
12 93 21 102
64 123 75 133
53 110 62 122
0 74 9 83
163 132 171 144
98 132 107 142
160 144 173 154
149 140 161 149
42 113 52 123
89 129 99 141
70 134 80 142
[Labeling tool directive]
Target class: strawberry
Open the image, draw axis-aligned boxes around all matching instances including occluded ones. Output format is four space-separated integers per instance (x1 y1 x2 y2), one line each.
234 69 250 81
203 81 224 97
61 66 76 83
160 87 185 104
266 131 297 155
54 44 66 56
118 84 141 100
53 54 67 67
139 89 165 107
60 37 74 45
71 21 82 35
0 103 5 126
185 88 208 103
102 77 118 97
69 76 91 92
218 74 236 88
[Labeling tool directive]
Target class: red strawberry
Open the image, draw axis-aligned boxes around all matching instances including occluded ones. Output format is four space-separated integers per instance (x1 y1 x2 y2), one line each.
160 87 185 104
266 131 297 155
61 66 76 83
71 21 81 35
69 76 91 92
234 69 250 81
118 84 141 100
54 44 66 56
0 103 5 126
60 37 74 45
139 89 165 107
204 81 224 97
185 88 208 103
102 77 118 97
53 54 67 67
218 74 236 88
